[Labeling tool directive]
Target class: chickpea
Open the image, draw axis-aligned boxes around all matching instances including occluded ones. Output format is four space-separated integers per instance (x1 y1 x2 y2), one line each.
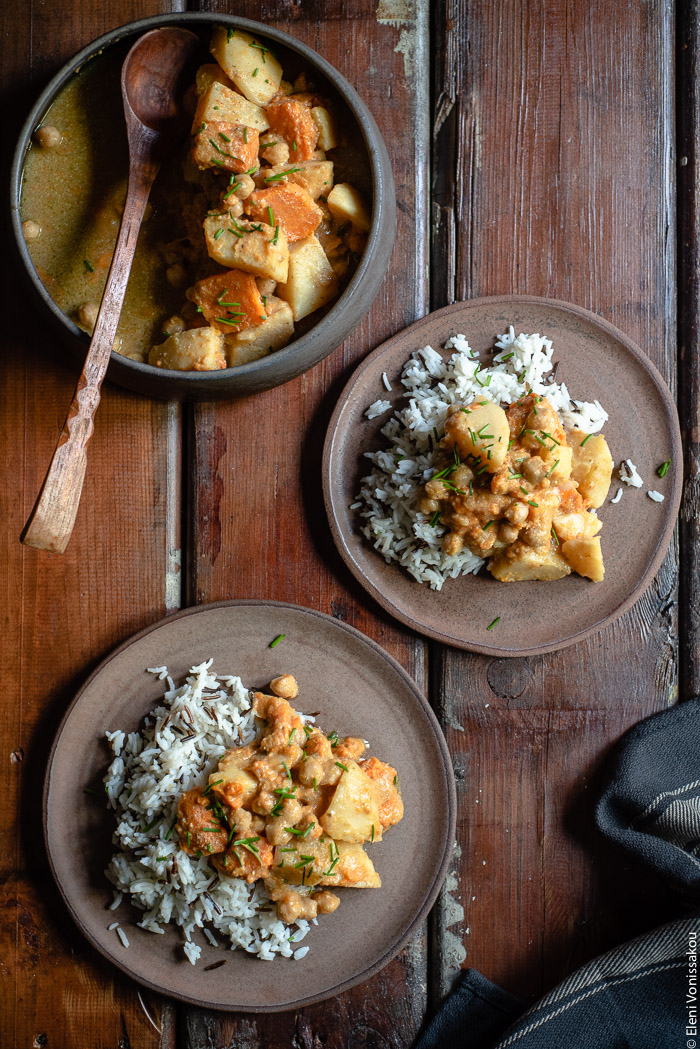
425 479 447 499
277 891 303 924
297 755 323 788
259 134 290 167
162 315 185 338
229 173 255 199
498 522 520 544
77 302 99 332
418 497 439 515
34 124 62 149
22 219 41 241
270 674 299 699
314 891 340 914
223 195 244 219
442 532 463 556
166 263 188 289
256 278 277 297
506 500 529 526
453 464 474 487
523 456 548 484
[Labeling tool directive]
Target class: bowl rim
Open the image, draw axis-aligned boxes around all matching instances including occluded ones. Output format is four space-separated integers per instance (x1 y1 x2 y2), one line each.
10 12 394 386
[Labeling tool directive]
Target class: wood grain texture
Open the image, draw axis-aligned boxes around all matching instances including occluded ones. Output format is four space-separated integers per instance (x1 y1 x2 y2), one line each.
430 0 678 1006
0 1 183 1046
184 0 430 1045
678 0 700 701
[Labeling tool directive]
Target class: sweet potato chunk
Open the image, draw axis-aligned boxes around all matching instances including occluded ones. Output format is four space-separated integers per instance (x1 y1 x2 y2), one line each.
148 328 226 371
203 215 289 282
191 121 259 174
265 97 319 160
188 271 266 335
246 183 322 243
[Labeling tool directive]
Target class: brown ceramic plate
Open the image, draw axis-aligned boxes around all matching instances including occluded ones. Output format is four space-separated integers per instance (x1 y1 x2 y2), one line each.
323 297 682 657
44 601 455 1012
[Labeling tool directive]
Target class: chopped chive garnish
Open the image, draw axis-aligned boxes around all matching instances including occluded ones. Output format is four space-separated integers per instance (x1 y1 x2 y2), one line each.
551 526 559 546
215 316 244 327
218 131 231 143
370 824 375 842
527 500 539 508
288 727 296 744
580 433 593 446
270 633 285 648
487 616 501 630
267 205 275 226
430 510 441 527
657 459 671 478
282 761 292 781
203 779 223 795
286 824 314 838
253 67 259 77
264 167 301 182
328 731 339 747
83 259 94 273
213 227 225 240
210 156 226 167
509 472 523 479
482 520 494 530
545 459 560 477
271 223 280 245
243 127 248 143
292 141 297 152
335 761 349 772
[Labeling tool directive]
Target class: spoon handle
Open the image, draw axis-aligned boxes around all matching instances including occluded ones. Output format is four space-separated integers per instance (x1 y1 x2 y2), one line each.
21 141 158 554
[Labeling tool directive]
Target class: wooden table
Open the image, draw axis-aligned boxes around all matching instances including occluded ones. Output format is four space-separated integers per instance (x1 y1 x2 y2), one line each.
2 1 695 1045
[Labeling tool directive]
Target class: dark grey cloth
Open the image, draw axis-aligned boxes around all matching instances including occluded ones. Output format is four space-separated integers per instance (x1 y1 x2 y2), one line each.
415 700 700 1049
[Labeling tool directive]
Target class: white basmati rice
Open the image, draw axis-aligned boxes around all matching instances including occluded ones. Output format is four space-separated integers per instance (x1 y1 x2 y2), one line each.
648 490 665 502
104 661 313 964
619 459 643 487
610 488 623 504
356 327 609 591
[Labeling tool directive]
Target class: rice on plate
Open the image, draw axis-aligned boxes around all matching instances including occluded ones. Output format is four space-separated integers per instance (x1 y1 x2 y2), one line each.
353 327 610 591
104 660 315 964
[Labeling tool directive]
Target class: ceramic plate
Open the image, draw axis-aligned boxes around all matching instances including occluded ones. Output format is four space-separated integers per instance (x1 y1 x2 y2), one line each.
323 297 682 657
44 601 454 1012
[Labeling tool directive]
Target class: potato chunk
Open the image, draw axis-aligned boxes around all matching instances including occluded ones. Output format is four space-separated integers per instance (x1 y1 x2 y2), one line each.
488 543 572 582
195 63 235 97
444 401 510 473
246 183 323 242
210 27 282 107
568 433 613 508
203 215 289 282
311 106 338 150
273 839 380 888
148 327 226 371
192 121 259 174
265 97 319 160
257 160 334 200
224 298 294 366
561 536 605 582
277 235 337 320
327 183 371 232
553 510 602 543
542 443 573 483
188 270 265 334
192 80 269 132
212 749 258 810
320 760 380 843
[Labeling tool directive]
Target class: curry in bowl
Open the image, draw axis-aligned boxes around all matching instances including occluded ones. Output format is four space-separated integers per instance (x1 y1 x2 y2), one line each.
20 25 371 372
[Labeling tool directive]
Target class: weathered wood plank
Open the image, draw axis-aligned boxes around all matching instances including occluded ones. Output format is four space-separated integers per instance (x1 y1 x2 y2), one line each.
430 0 676 1006
185 0 430 1044
678 0 700 701
0 2 183 1046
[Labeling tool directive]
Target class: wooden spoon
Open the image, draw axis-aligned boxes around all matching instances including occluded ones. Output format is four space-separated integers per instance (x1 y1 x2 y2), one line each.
21 27 200 553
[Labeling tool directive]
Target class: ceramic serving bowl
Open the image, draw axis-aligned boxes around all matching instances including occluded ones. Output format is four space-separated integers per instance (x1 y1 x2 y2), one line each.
10 14 396 401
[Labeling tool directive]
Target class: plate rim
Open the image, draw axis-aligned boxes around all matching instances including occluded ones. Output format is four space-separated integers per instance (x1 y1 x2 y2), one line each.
43 599 456 1012
322 295 683 657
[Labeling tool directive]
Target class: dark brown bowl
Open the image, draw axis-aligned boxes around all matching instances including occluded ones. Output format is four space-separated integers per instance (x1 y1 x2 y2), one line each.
10 14 396 401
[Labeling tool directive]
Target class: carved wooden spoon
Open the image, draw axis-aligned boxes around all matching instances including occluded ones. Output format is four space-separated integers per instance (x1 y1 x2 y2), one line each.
21 27 200 553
